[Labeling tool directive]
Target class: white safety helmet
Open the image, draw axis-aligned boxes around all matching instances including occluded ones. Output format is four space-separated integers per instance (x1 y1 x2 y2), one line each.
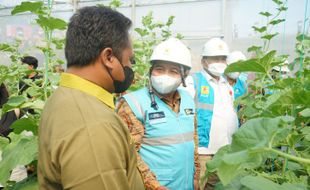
227 51 246 65
226 51 246 80
150 38 192 69
273 60 290 72
202 38 229 57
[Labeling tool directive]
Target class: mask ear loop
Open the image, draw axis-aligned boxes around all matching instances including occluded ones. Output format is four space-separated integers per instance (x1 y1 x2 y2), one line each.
148 65 159 110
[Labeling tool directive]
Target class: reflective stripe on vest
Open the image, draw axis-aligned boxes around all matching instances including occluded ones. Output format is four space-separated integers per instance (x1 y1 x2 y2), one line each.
142 131 194 146
196 102 214 111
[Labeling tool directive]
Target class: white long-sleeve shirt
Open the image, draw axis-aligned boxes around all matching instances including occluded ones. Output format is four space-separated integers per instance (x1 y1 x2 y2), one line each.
180 70 238 154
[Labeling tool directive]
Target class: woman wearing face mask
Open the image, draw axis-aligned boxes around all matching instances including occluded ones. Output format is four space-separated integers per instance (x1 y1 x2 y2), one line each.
117 38 200 190
182 38 238 190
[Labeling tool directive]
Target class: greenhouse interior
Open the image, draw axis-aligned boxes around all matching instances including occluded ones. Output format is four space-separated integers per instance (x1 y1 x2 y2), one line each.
0 0 309 189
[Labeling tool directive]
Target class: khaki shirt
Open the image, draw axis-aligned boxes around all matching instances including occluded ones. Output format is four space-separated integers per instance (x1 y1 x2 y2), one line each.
38 73 144 190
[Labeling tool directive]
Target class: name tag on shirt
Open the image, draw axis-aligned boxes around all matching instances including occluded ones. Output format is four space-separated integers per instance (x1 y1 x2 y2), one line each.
184 108 194 115
148 111 166 125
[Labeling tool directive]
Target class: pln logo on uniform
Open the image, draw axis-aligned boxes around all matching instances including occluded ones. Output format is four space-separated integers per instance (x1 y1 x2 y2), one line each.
201 86 209 96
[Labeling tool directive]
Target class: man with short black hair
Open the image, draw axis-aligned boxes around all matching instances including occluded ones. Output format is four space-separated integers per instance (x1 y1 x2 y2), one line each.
38 6 144 190
21 56 38 69
19 56 42 95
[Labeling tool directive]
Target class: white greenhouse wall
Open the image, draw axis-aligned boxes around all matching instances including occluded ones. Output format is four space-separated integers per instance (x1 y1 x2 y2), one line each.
0 0 308 72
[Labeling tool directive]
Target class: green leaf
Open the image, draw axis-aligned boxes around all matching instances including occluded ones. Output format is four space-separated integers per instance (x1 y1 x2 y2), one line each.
286 161 303 171
10 118 38 136
296 34 310 42
299 108 310 117
241 176 285 190
259 11 272 17
206 145 230 172
252 26 267 33
10 175 38 190
7 96 27 107
142 12 153 28
36 16 67 31
52 38 65 49
135 28 148 37
176 33 184 39
241 175 308 190
11 1 43 15
217 162 241 185
211 117 290 185
272 0 283 5
0 133 37 184
166 16 175 26
262 33 279 40
260 50 277 70
21 100 45 111
231 117 285 151
277 6 288 11
301 127 310 141
108 0 122 8
247 46 262 53
0 137 9 150
269 19 285 25
281 183 308 190
0 43 15 52
225 59 266 74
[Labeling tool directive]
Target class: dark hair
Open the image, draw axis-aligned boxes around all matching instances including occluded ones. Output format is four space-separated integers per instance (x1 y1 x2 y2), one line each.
0 83 9 108
21 56 38 69
65 6 132 68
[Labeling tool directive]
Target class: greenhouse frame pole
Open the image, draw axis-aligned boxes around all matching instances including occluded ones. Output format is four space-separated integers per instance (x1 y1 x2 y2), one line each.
221 0 226 38
131 0 136 33
72 0 78 12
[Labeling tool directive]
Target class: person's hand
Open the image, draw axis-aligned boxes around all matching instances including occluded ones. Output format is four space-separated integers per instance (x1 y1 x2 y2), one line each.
194 179 200 190
155 186 170 190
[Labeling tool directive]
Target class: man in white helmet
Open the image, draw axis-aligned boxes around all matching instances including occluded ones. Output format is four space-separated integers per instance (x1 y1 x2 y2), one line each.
271 60 290 79
183 38 238 189
117 38 200 190
226 51 248 100
264 60 291 95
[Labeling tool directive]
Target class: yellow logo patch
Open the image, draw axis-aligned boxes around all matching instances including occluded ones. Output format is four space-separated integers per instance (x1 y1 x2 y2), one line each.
201 86 209 95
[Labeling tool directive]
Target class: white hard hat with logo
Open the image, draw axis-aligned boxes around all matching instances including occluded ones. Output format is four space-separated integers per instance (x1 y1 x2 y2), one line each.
227 51 246 65
150 38 192 69
202 38 229 57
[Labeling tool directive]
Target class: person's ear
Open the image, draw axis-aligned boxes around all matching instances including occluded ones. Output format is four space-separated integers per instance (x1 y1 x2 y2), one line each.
99 48 115 70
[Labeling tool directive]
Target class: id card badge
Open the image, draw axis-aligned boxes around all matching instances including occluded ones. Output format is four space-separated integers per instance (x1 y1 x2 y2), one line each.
148 111 166 125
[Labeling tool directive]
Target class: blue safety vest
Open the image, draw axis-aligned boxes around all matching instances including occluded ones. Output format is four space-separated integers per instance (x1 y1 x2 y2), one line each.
122 87 195 190
233 78 247 100
192 72 215 148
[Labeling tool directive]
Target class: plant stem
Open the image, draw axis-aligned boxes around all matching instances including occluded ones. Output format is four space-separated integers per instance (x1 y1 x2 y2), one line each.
43 0 54 100
266 148 310 165
282 147 289 176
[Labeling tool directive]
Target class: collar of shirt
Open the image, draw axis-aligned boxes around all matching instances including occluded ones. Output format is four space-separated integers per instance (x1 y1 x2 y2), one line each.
201 69 227 84
59 73 115 109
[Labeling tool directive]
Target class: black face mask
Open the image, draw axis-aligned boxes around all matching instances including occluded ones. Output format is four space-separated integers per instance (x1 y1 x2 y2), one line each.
113 66 134 93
